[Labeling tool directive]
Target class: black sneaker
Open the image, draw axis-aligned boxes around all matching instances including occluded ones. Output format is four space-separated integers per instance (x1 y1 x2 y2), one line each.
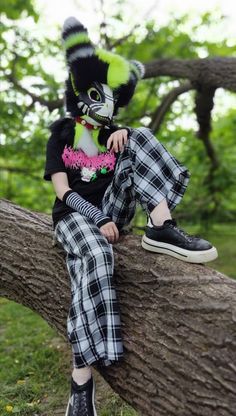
141 218 218 263
65 376 97 416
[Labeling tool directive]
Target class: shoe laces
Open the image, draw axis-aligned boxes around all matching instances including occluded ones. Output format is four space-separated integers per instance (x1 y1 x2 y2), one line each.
165 219 197 242
73 390 89 416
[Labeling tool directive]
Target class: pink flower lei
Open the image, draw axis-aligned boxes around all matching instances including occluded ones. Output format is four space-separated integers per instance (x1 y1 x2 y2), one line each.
62 146 116 172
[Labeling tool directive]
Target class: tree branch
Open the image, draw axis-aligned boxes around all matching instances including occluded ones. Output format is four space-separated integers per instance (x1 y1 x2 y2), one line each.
194 86 221 218
195 85 216 142
97 0 112 49
144 57 236 92
110 3 157 49
1 198 236 416
7 73 63 111
149 81 193 133
195 84 220 174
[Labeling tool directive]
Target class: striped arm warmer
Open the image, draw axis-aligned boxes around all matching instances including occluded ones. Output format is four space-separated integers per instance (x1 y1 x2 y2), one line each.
62 190 111 228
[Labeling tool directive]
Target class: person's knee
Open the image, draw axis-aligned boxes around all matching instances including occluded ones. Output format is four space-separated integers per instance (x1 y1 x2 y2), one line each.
135 126 152 136
129 126 159 147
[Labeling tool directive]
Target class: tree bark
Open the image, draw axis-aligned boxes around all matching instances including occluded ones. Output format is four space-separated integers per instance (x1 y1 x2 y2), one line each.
149 81 193 134
0 199 236 416
144 57 236 92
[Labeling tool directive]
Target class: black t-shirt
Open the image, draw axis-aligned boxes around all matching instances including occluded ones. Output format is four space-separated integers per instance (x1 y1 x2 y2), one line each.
43 117 122 229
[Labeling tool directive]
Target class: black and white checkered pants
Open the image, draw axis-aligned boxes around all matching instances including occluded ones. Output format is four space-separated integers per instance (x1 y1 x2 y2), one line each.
54 127 190 368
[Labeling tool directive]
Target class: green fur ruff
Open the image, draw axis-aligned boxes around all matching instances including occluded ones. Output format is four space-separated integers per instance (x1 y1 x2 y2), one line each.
74 123 84 148
91 129 106 152
73 121 106 153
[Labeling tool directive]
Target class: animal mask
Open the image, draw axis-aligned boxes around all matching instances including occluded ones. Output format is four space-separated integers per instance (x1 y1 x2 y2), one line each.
62 17 145 125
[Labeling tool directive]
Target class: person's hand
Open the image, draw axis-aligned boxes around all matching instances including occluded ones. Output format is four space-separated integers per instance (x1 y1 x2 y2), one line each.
107 129 128 153
100 221 119 244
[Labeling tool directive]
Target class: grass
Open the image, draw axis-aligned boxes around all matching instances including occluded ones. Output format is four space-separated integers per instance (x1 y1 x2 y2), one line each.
0 297 70 415
0 298 137 416
1 222 235 415
177 222 236 279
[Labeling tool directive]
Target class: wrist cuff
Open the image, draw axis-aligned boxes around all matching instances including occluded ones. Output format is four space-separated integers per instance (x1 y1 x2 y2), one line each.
62 189 73 203
96 217 111 228
124 127 131 135
116 126 131 135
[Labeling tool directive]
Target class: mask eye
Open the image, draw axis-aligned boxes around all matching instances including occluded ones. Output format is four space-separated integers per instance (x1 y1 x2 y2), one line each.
88 88 101 102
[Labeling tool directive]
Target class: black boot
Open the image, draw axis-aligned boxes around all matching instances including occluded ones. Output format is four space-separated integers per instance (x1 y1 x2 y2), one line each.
65 376 97 416
141 218 218 263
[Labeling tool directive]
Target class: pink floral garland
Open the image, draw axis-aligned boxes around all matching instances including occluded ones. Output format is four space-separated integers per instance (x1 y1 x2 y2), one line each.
62 146 116 171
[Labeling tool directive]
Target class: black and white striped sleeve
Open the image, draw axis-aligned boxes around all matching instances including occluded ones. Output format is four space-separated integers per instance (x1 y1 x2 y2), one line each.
62 190 111 228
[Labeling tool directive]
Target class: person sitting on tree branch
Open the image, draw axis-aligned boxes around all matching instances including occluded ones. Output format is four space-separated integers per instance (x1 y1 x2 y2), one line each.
43 17 218 416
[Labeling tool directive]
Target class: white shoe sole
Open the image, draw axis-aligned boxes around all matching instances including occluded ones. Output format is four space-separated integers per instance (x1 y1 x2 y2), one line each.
92 377 97 416
65 377 97 416
65 398 70 416
141 235 218 263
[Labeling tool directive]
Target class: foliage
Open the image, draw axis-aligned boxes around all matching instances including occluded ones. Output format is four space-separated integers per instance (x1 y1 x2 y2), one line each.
0 0 37 20
156 105 236 224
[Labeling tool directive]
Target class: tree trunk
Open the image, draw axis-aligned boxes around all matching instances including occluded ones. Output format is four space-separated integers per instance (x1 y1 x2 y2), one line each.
0 198 236 416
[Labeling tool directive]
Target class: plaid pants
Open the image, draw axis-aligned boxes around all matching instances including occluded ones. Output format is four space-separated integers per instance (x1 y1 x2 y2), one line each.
54 127 190 368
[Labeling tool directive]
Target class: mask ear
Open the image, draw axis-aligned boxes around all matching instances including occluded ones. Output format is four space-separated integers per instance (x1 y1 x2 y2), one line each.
62 17 94 62
114 60 145 110
62 17 134 94
62 17 145 117
62 17 107 92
